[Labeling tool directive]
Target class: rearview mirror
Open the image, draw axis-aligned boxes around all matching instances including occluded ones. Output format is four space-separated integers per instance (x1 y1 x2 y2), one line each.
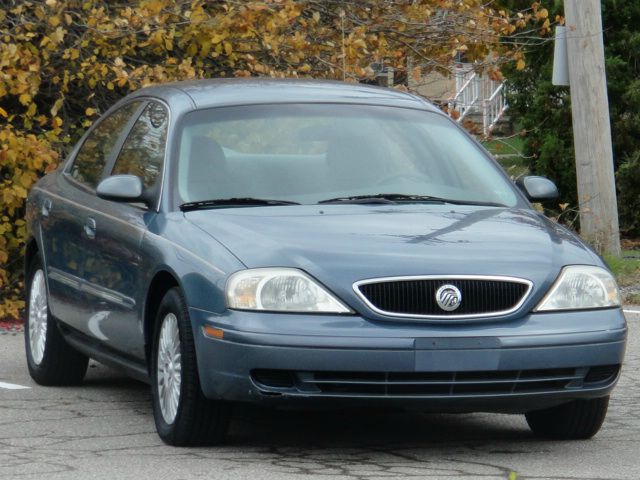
516 176 559 202
97 175 144 203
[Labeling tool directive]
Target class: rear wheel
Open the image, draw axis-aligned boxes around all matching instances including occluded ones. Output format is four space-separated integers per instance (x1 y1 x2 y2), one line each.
525 396 609 440
150 288 230 446
24 255 89 385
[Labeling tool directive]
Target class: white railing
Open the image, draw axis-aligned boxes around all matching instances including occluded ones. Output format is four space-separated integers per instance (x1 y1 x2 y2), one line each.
448 65 508 136
448 67 480 122
483 82 508 136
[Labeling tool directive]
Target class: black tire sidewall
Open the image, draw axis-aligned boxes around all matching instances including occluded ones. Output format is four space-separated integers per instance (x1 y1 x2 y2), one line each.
150 288 194 441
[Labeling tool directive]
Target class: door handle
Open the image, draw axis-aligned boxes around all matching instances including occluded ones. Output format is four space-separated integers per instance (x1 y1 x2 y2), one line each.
84 217 97 239
41 198 52 218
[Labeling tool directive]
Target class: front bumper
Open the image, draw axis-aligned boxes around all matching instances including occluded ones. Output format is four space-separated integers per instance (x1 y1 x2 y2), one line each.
191 308 627 413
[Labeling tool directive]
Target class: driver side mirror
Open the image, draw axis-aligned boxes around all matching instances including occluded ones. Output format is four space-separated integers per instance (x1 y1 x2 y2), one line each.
516 176 559 202
97 175 145 204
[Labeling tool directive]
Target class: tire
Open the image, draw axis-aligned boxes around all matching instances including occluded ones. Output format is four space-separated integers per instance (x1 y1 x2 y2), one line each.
525 396 610 440
24 254 89 385
150 287 231 446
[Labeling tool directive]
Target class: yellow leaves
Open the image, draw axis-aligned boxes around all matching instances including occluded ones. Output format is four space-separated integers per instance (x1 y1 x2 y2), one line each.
224 41 233 57
535 8 549 21
26 102 37 117
0 299 25 318
19 172 35 189
19 93 31 105
210 33 227 45
52 27 66 44
142 0 165 15
63 48 80 60
85 107 97 116
0 107 7 118
40 27 66 48
49 16 61 27
50 97 64 116
516 58 526 70
200 40 211 57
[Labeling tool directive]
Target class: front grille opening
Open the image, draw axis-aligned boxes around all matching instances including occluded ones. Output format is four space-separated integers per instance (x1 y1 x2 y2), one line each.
456 370 519 381
356 277 530 317
513 380 570 392
585 365 620 384
315 371 385 382
519 368 575 379
250 366 615 397
252 369 295 388
320 383 387 395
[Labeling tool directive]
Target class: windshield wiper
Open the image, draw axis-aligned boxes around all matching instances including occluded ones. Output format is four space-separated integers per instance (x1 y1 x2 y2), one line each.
317 193 506 207
180 198 301 211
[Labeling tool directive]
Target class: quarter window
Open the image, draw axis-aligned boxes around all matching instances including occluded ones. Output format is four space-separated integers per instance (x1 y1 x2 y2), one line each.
112 102 168 189
69 102 141 188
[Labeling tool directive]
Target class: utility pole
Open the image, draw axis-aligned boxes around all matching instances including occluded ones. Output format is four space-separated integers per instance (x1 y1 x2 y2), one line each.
564 0 621 256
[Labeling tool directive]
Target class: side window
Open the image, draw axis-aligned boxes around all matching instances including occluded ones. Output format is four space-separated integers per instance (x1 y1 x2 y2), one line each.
69 102 141 188
112 102 168 189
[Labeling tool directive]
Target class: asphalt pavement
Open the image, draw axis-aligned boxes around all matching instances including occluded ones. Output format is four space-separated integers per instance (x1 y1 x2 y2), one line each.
1 310 639 480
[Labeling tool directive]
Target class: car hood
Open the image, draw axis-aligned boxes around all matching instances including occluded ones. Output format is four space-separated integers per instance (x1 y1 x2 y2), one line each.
185 205 599 295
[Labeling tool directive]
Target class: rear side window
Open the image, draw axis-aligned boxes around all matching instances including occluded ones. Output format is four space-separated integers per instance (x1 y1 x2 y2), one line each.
111 102 168 189
68 101 141 188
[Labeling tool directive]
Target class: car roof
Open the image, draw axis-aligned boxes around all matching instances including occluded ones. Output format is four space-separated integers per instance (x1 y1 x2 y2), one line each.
128 78 441 112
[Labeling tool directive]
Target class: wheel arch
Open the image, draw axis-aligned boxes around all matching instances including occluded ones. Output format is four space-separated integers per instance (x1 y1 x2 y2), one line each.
143 269 182 367
24 237 40 284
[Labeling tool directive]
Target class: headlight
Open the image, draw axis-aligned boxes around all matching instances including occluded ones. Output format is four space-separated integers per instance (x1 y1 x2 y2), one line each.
535 265 620 311
226 268 352 313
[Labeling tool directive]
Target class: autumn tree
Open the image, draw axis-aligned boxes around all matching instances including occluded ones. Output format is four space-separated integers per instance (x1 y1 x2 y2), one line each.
0 0 548 319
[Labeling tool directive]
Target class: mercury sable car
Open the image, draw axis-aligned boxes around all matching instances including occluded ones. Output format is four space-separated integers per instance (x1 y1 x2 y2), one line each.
25 79 626 446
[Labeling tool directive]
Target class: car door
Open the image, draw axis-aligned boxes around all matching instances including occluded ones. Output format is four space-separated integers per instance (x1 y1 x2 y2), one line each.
83 100 169 359
43 101 145 339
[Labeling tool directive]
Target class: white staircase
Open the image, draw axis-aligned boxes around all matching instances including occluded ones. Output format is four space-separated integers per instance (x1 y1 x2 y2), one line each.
447 65 508 136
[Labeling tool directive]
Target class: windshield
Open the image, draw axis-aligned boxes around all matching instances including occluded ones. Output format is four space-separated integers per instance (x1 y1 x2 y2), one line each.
174 104 519 207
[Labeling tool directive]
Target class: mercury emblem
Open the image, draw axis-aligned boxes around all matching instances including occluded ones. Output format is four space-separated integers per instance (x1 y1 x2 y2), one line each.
435 284 462 311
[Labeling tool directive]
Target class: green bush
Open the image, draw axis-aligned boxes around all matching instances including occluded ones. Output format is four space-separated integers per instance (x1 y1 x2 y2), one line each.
617 152 640 236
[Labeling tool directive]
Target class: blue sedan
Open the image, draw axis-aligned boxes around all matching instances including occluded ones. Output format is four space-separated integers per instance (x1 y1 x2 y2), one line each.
25 79 626 446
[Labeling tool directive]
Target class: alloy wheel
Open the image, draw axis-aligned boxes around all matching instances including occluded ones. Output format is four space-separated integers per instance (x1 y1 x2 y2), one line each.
28 269 48 365
157 313 182 424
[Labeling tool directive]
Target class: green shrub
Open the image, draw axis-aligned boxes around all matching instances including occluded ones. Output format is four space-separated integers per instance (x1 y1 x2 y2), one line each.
617 152 640 236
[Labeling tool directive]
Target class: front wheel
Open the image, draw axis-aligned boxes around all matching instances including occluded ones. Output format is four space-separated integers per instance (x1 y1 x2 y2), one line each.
525 396 610 440
150 288 230 446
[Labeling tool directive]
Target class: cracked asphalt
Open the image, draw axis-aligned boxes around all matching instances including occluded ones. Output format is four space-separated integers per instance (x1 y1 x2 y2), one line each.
1 311 638 480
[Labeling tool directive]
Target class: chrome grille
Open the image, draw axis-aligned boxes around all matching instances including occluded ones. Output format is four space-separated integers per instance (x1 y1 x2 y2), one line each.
354 275 532 319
